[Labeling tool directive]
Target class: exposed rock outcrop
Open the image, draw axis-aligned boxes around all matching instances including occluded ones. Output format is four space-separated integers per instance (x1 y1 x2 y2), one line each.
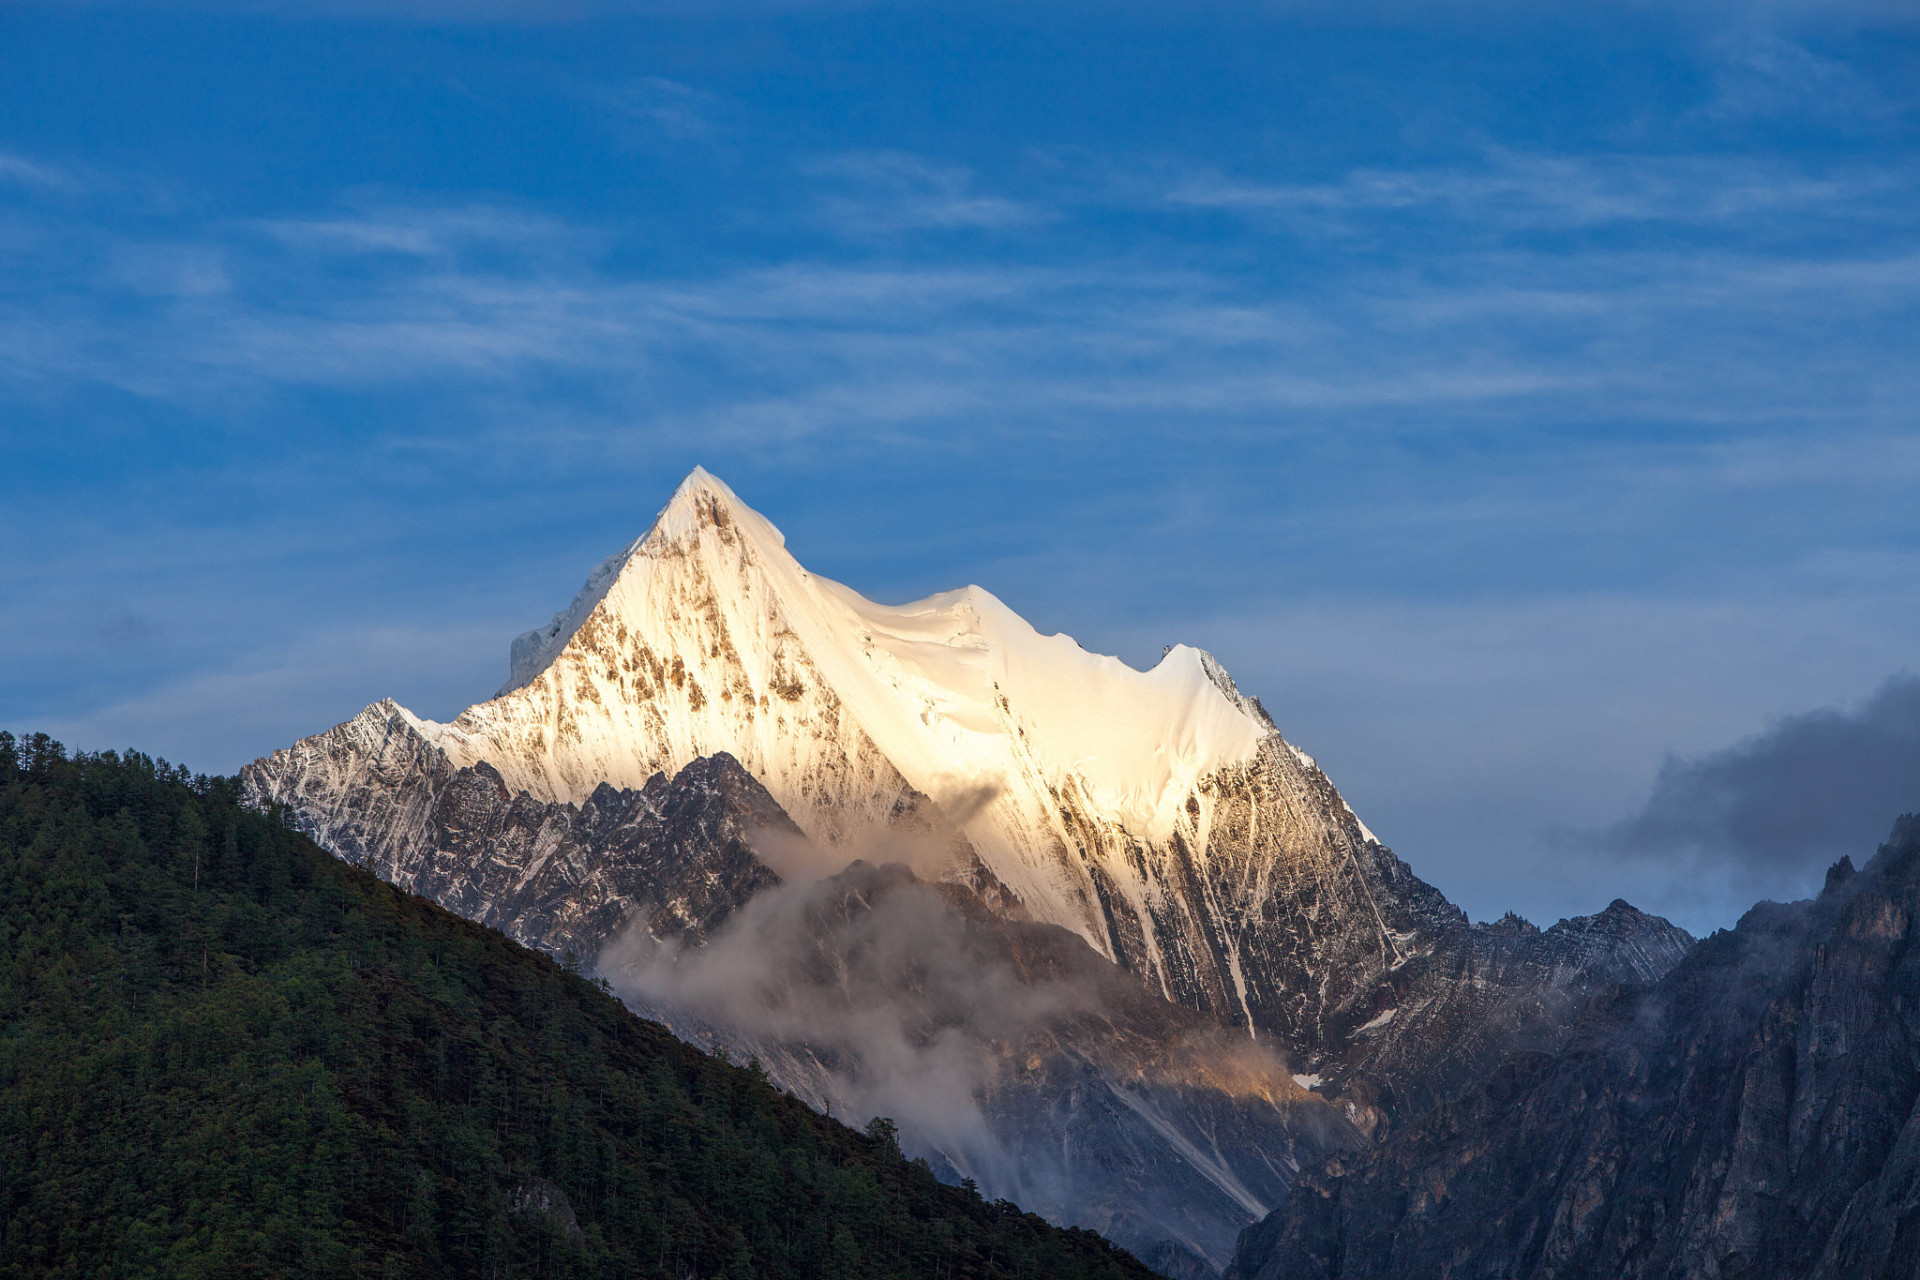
245 700 786 959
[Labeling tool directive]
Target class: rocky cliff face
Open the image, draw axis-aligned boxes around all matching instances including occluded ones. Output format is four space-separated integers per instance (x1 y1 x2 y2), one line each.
1230 815 1920 1280
247 698 786 960
1320 898 1693 1129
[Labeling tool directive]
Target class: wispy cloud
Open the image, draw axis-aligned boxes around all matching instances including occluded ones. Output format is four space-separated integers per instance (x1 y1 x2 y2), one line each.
1704 32 1902 124
807 151 1046 235
3 180 1915 448
254 202 597 260
600 76 742 143
0 152 87 193
1165 148 1912 240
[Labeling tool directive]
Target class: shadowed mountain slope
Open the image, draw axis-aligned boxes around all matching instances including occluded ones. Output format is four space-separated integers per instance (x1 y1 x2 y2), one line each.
241 709 1367 1271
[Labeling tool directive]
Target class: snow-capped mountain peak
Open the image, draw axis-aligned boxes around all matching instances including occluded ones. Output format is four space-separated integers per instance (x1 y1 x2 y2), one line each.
430 469 1275 910
257 468 1420 1020
241 468 1698 1270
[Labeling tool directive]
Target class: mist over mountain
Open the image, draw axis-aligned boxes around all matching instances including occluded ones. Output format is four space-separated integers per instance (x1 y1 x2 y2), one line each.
608 857 1365 1273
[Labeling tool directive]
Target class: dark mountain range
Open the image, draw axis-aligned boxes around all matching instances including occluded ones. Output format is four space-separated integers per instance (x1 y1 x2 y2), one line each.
1229 815 1920 1280
0 731 1155 1280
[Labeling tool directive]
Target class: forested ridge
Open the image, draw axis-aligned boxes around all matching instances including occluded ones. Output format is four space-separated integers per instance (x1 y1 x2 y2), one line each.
0 732 1155 1280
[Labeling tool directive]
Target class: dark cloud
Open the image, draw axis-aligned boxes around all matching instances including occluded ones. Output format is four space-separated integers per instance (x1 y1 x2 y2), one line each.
1603 672 1920 892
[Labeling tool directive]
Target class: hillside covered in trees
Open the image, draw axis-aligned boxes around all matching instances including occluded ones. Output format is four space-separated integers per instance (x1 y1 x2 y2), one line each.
0 732 1156 1280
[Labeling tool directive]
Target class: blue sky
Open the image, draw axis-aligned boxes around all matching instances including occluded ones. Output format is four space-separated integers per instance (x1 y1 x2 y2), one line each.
3 0 1917 934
